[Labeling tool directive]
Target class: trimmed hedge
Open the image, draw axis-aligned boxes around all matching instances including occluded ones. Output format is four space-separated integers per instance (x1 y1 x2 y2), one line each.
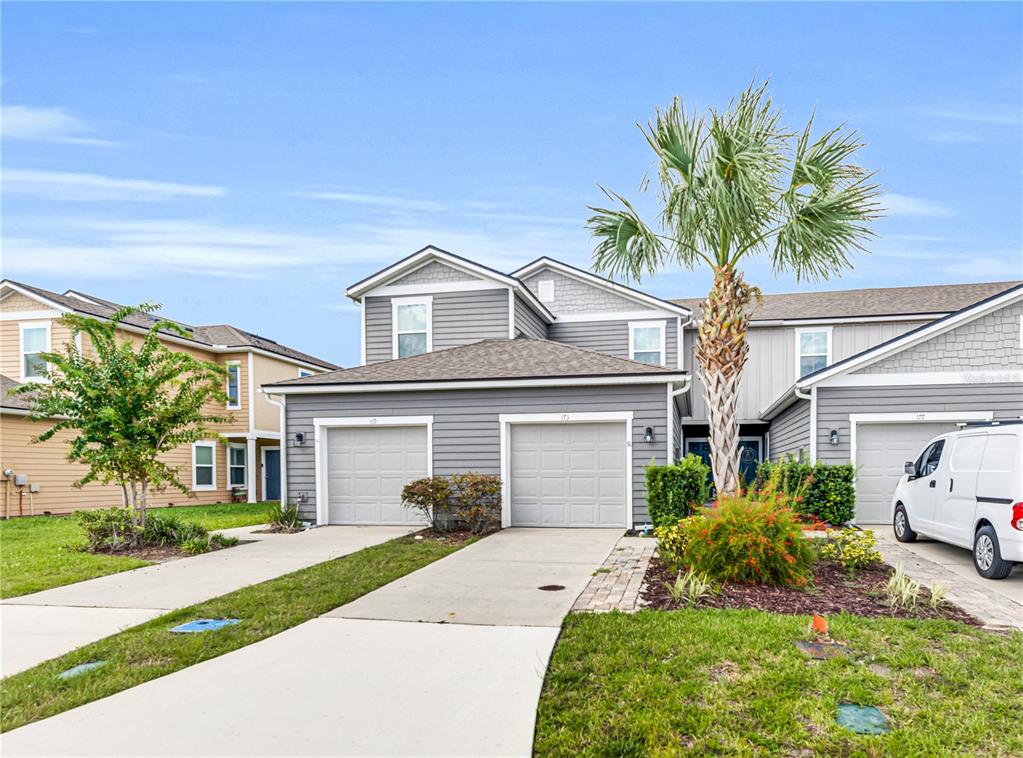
754 458 855 526
645 454 711 528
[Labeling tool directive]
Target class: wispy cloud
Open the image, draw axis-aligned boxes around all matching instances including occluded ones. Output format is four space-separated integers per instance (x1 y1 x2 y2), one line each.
878 192 952 218
943 254 1023 280
920 105 1022 126
1 104 116 146
923 129 985 145
3 169 225 202
292 191 448 212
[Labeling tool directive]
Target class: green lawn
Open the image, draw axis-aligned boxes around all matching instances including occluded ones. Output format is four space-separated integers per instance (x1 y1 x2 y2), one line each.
1 534 464 732
535 609 1023 756
0 502 268 599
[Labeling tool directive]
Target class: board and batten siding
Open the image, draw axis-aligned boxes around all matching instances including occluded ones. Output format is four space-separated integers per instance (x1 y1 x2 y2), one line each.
363 288 510 363
815 383 1023 465
768 399 811 461
513 294 548 339
284 384 669 526
549 318 678 368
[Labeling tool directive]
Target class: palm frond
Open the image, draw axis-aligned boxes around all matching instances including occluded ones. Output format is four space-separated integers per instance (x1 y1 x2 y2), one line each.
587 188 666 282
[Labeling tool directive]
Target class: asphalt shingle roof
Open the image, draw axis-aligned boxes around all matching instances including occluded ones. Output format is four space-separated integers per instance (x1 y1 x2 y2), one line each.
671 280 1022 321
268 338 683 387
1 375 33 410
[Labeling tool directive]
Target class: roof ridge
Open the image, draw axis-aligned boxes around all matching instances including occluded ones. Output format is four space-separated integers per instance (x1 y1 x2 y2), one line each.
671 278 1023 303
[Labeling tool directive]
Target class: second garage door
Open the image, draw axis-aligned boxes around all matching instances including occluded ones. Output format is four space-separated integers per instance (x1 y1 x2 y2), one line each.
855 422 959 524
326 425 429 525
509 422 628 527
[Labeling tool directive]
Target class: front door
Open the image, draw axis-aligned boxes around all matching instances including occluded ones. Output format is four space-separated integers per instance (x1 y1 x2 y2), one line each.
685 438 761 492
263 448 281 501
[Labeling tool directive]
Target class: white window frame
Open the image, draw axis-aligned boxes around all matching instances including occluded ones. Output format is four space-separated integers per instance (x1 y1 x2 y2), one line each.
297 369 313 378
391 296 433 359
227 442 247 489
19 321 51 382
191 441 217 492
628 320 666 366
225 361 242 410
795 326 833 379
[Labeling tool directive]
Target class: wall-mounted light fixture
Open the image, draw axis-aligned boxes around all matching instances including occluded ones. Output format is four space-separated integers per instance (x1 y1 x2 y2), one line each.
644 427 654 443
294 432 305 447
829 429 840 446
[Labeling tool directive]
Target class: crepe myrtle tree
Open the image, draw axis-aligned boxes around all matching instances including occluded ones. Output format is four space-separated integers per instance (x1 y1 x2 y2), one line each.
14 304 230 526
589 81 881 496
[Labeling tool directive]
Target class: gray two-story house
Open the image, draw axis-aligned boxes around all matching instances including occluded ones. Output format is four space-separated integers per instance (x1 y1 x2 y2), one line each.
265 246 1022 529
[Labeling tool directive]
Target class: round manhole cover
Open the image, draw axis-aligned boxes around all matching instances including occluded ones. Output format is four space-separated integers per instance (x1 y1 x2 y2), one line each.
538 584 566 592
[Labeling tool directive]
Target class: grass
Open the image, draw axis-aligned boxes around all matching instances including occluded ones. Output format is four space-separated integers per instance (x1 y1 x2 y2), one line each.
1 534 464 732
0 502 268 598
535 609 1023 756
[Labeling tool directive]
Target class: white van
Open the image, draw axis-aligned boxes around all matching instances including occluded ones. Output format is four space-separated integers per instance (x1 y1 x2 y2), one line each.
891 420 1023 579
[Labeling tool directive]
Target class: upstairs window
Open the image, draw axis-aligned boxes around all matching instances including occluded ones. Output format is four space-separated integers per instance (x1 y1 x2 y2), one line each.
20 323 51 381
298 369 312 378
225 362 241 409
796 328 832 378
629 321 665 365
392 297 432 359
192 442 216 491
228 444 247 487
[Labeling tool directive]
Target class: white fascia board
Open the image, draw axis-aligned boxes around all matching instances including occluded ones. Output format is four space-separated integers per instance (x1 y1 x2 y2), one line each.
0 309 66 321
849 411 994 424
554 309 677 323
748 313 947 327
512 258 692 317
313 415 433 428
818 370 1023 388
264 373 686 395
364 280 505 297
759 386 801 421
0 282 72 313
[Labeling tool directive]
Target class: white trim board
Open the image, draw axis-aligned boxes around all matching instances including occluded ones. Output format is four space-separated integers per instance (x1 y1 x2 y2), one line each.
265 373 687 395
554 310 677 323
498 411 634 529
819 370 1023 387
365 280 502 297
312 415 434 526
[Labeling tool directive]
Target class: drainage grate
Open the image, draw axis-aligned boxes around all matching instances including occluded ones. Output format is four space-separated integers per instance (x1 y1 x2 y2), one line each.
538 585 566 592
58 660 107 680
836 703 891 734
170 618 241 634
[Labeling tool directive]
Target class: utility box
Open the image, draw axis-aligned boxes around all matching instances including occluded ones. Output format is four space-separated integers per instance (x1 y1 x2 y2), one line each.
29 483 41 493
13 474 28 487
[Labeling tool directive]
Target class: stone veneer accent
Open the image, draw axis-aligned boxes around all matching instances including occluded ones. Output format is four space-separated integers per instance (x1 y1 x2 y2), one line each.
856 300 1022 374
391 260 481 286
523 270 644 315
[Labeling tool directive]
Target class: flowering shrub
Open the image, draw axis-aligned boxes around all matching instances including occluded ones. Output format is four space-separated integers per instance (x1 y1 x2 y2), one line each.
654 516 703 571
818 528 883 572
682 486 816 587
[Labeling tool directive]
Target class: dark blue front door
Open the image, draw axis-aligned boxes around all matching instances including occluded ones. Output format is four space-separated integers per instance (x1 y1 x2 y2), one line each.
264 449 281 501
685 439 761 491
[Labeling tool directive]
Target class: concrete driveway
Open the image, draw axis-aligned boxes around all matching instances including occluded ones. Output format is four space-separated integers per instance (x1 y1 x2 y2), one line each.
1 525 415 676
1 528 621 757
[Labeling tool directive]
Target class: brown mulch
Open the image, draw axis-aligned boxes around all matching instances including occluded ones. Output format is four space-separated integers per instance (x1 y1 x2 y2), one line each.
254 525 303 534
641 554 980 625
412 528 496 546
86 540 240 562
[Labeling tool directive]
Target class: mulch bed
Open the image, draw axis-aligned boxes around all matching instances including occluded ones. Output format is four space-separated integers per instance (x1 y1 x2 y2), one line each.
85 540 240 562
254 525 303 534
412 528 495 546
641 554 980 625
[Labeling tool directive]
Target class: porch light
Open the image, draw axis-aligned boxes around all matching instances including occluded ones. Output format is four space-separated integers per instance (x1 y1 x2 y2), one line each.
644 427 654 443
294 432 305 446
829 429 840 446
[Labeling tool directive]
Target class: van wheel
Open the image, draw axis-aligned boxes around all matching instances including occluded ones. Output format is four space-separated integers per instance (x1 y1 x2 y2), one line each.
973 526 1013 580
894 505 917 543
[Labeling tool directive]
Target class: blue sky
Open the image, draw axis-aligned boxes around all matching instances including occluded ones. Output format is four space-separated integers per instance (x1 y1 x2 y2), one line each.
3 2 1021 367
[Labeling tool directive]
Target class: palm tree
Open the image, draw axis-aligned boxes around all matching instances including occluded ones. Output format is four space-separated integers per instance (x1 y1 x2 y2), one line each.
589 81 881 496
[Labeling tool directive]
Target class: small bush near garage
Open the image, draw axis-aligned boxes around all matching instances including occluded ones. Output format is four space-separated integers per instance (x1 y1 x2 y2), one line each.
755 458 855 526
401 476 455 530
76 507 236 556
646 454 711 528
402 474 502 534
653 515 704 571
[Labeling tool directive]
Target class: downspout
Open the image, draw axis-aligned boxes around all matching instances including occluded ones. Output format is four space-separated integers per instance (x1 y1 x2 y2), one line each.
669 377 693 464
793 386 817 463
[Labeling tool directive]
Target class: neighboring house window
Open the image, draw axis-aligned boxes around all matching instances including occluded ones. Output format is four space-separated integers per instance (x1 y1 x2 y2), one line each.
20 322 50 381
796 327 832 378
298 369 312 378
228 444 246 487
392 296 432 359
192 442 216 491
629 321 665 365
225 362 241 409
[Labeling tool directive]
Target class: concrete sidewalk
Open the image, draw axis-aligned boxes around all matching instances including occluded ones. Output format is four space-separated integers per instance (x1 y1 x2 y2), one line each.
1 525 414 676
1 528 621 757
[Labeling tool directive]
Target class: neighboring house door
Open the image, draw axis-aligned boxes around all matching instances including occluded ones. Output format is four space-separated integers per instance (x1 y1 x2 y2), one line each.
325 425 429 525
508 422 628 527
262 448 281 502
684 438 761 491
854 422 959 524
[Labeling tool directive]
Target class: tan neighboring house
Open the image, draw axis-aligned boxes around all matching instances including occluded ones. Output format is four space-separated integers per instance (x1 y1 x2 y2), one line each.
0 280 338 516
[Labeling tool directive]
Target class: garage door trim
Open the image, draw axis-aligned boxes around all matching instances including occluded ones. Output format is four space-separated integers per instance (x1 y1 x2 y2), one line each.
498 411 633 529
312 415 433 526
849 410 992 525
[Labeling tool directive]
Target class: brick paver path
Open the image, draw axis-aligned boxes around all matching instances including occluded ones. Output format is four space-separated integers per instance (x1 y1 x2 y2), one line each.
573 536 656 613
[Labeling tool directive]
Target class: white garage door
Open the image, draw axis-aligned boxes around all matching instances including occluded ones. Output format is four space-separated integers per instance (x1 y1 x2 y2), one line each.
855 422 959 524
326 425 429 525
509 422 628 527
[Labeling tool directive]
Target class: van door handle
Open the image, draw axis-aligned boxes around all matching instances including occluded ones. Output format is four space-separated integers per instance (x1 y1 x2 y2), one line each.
929 480 936 488
949 478 954 492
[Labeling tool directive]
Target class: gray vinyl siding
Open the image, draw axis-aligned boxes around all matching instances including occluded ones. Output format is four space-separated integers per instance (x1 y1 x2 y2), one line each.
768 399 810 461
363 288 510 363
513 295 548 339
815 383 1023 464
284 384 669 526
550 318 678 368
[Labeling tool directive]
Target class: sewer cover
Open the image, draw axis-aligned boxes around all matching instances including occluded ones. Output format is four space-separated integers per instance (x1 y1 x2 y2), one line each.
170 618 241 633
538 585 566 592
836 703 891 734
58 660 107 680
794 640 849 659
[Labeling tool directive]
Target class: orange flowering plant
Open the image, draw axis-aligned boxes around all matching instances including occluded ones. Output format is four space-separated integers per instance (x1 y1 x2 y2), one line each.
682 483 816 587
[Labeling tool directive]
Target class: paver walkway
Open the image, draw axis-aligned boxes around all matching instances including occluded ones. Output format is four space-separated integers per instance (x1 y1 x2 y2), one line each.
1 525 414 676
573 535 655 613
2 528 622 757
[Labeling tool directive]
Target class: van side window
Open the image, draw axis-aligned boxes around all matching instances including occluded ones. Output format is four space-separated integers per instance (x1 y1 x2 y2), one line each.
919 440 945 477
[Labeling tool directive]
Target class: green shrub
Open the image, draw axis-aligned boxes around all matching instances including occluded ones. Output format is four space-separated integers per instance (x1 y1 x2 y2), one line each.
654 516 703 571
265 500 302 532
450 472 502 535
142 513 206 546
683 487 816 587
818 528 882 572
755 458 855 526
401 476 455 532
179 532 238 555
646 455 711 528
76 507 141 551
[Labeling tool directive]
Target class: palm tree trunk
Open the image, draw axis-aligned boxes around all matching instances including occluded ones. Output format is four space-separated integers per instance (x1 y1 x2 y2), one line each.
695 267 757 497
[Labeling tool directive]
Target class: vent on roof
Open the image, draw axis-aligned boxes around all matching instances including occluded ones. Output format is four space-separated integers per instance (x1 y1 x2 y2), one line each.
538 280 555 303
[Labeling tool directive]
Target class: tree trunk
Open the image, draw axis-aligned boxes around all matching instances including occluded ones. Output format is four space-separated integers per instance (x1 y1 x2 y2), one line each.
139 480 148 528
694 267 757 497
